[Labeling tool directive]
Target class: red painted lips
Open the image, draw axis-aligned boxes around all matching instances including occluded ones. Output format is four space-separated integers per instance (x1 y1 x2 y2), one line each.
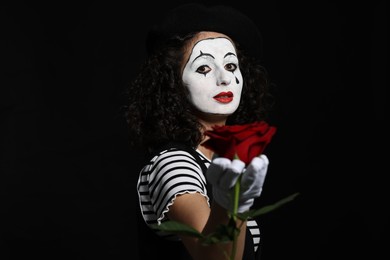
213 91 233 103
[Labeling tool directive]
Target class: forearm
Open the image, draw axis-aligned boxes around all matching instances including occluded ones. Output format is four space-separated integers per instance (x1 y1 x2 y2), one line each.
181 202 246 260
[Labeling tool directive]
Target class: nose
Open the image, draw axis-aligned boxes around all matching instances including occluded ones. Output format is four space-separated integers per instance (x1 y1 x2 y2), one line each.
216 70 231 86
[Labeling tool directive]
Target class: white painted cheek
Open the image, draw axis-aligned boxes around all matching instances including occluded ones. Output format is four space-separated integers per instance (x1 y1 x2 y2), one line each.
225 71 243 111
184 73 218 111
234 72 244 100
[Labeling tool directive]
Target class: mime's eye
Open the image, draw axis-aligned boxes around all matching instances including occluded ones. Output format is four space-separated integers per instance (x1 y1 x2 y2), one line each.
225 63 237 72
196 65 211 75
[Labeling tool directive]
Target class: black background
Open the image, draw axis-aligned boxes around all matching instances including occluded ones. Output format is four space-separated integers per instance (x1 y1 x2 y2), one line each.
1 0 387 259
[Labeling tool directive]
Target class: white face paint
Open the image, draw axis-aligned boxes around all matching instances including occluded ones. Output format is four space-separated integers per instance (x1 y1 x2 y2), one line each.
182 37 243 116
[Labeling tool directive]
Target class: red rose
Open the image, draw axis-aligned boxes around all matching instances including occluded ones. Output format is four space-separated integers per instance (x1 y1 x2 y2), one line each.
202 121 277 165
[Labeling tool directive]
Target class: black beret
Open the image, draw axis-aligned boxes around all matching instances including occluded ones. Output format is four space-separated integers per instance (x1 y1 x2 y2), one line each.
146 3 263 59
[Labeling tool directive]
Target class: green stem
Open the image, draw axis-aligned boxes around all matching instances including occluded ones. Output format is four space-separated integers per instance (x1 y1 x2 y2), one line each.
230 174 242 259
233 175 241 220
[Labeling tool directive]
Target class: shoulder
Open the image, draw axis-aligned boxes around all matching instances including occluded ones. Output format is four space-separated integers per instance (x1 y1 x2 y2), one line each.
147 147 202 173
148 143 199 165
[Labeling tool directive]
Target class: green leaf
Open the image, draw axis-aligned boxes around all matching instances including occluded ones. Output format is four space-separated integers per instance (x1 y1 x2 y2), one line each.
201 221 240 245
151 221 204 238
237 192 300 220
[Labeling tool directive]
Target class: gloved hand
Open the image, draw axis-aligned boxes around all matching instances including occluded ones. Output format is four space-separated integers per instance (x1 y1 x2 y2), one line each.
206 154 269 213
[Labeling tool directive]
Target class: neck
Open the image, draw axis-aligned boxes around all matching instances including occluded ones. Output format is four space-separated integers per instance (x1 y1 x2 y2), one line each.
197 143 214 160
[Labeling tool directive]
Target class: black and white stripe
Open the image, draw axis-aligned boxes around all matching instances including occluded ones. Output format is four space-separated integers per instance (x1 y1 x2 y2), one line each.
247 218 261 252
138 148 209 224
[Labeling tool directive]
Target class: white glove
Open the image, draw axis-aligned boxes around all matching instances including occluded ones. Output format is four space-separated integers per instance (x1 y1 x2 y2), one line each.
206 154 269 213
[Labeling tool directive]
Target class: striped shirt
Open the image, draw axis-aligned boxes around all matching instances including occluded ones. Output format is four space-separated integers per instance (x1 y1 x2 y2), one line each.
137 146 261 252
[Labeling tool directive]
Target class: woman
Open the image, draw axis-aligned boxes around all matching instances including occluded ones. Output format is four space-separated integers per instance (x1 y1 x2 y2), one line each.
126 3 274 259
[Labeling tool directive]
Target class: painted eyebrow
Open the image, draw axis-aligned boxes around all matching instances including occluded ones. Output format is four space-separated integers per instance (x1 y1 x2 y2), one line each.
192 51 215 63
191 51 237 64
224 52 237 58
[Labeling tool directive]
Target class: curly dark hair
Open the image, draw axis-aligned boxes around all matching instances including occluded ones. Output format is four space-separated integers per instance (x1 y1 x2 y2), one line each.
125 33 274 152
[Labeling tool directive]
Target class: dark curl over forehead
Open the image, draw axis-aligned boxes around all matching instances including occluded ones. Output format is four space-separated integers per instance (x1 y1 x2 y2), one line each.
146 3 263 60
